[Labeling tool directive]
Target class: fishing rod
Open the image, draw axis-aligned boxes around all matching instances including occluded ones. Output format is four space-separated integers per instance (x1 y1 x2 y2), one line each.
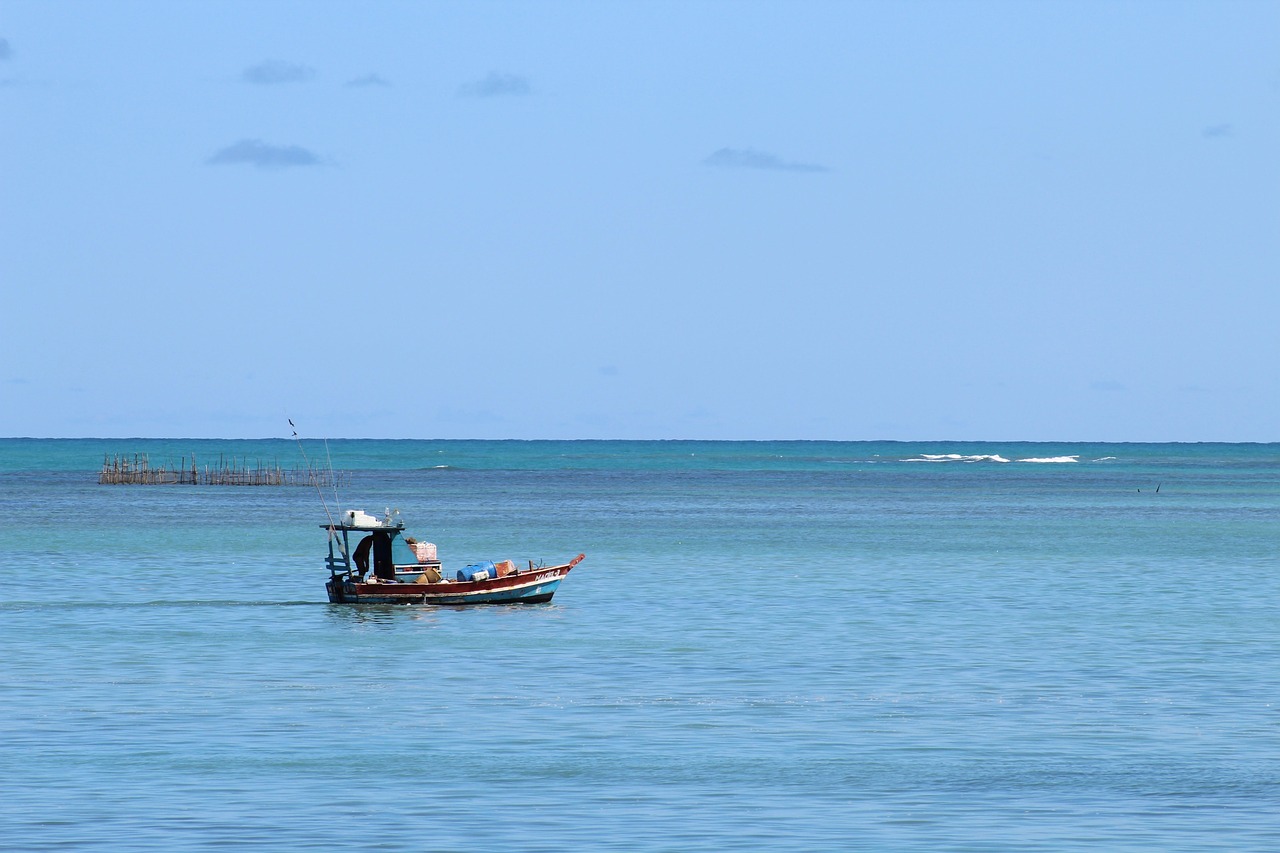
323 436 341 519
290 419 341 537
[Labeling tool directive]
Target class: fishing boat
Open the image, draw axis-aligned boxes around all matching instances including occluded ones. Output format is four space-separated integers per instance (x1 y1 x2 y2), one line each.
322 508 584 605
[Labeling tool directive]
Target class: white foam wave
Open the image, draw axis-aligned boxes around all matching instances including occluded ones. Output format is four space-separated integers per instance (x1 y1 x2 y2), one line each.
904 454 1011 463
1016 456 1079 464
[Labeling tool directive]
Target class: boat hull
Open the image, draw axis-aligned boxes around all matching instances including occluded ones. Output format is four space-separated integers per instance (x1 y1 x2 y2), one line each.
326 560 577 605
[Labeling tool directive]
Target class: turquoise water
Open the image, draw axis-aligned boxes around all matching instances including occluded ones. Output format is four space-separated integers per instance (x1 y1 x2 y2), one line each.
1 440 1278 850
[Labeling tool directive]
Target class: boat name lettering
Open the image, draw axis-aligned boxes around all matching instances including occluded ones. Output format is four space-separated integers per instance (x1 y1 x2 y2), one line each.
535 571 561 582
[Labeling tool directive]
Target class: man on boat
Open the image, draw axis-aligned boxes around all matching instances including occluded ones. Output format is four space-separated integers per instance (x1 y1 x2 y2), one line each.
353 534 373 577
353 532 396 582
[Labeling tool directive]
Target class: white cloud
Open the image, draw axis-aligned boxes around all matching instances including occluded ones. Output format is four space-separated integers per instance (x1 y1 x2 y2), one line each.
243 60 315 85
206 139 321 169
458 72 531 98
703 147 828 173
345 73 391 88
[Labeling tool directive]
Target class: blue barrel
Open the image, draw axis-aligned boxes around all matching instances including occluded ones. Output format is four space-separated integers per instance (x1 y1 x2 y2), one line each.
456 561 496 582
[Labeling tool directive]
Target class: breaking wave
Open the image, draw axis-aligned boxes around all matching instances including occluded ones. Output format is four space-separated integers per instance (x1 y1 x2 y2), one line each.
904 454 1011 463
902 453 1084 465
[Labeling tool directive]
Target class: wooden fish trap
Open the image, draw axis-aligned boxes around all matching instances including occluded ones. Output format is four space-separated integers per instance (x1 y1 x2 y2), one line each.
99 452 348 487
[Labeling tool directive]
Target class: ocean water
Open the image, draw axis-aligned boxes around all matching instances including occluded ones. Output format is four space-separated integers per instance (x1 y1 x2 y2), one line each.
1 439 1278 851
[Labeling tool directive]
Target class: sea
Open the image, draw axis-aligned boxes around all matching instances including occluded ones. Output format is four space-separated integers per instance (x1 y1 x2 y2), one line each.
1 438 1278 851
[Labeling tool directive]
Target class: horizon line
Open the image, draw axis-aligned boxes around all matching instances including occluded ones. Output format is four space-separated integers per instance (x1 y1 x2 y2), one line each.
2 436 1276 445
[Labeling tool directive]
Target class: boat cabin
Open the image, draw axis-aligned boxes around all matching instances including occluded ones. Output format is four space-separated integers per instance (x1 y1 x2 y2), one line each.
323 509 443 584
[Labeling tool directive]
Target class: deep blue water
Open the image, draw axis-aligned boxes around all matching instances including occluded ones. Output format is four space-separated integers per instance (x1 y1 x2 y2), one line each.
1 440 1278 850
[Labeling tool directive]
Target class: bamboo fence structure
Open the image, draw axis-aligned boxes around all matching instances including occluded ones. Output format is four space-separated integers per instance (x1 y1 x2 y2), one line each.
99 452 347 487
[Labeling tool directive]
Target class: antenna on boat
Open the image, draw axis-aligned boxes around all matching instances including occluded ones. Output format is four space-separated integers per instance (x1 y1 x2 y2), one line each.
290 419 339 532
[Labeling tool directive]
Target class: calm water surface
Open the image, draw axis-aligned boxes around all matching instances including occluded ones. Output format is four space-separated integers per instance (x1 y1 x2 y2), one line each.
1 440 1278 850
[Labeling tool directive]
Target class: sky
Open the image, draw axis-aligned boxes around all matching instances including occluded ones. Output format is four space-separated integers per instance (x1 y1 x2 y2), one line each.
1 0 1277 441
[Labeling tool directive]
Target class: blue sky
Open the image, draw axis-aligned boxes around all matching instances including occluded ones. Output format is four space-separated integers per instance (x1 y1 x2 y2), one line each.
2 1 1277 440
